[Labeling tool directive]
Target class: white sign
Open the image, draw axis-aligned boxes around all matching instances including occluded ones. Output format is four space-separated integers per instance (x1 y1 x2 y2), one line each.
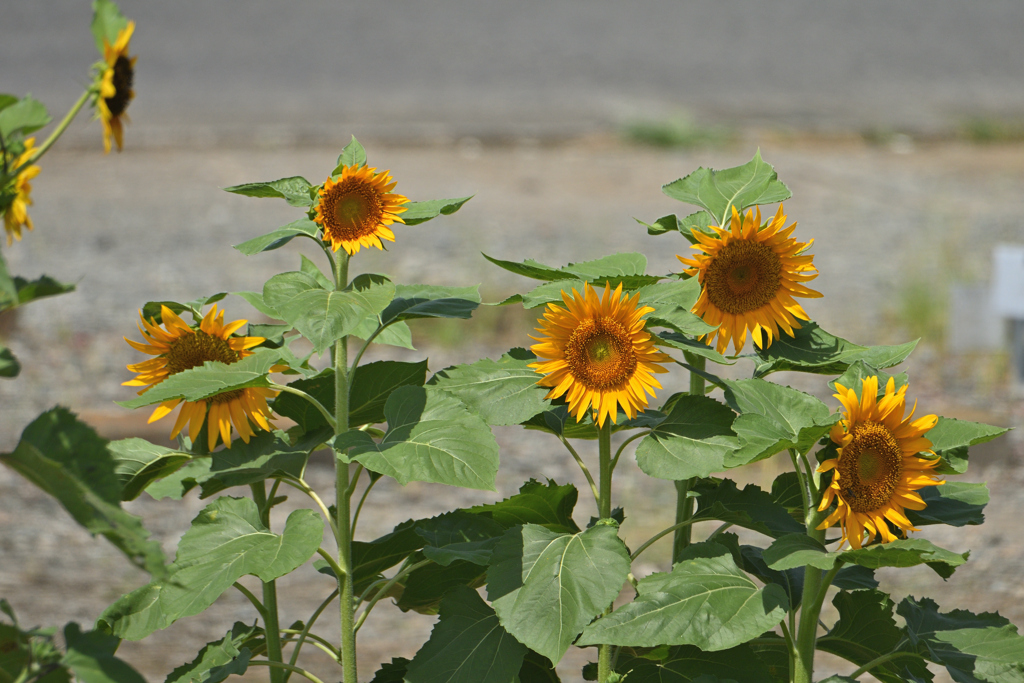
991 244 1024 318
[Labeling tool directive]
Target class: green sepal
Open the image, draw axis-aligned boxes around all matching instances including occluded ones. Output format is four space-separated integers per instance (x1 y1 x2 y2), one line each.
428 349 551 426
487 523 632 664
0 94 51 139
0 408 167 577
98 497 323 640
401 197 473 225
753 321 918 378
662 150 791 227
404 586 526 683
223 176 314 207
334 135 367 173
232 218 319 255
90 0 129 55
468 479 581 534
164 622 263 683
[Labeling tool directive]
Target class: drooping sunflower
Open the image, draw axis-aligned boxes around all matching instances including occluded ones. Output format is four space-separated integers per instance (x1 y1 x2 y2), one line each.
123 304 276 451
816 376 943 549
2 138 41 246
96 21 136 153
313 164 409 255
678 205 821 355
530 282 672 428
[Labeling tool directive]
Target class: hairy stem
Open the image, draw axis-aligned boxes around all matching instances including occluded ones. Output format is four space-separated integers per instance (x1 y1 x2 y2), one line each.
285 589 339 680
597 420 614 683
248 662 328 683
251 483 285 683
673 352 706 563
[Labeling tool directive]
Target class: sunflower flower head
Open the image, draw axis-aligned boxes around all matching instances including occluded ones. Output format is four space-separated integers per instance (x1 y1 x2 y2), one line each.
123 304 277 451
678 204 821 355
95 20 136 153
313 164 409 255
529 282 672 428
2 138 41 246
816 376 943 549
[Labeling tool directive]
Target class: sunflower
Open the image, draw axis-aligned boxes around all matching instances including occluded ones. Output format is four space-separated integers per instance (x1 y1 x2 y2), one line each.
816 376 943 549
2 138 41 246
530 282 672 428
96 21 136 153
678 205 821 355
313 164 409 255
123 304 277 451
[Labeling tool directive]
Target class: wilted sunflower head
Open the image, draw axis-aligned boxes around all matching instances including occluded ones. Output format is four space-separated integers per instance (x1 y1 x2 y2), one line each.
529 282 672 428
678 204 820 355
2 138 42 246
96 21 136 153
816 375 943 549
313 164 409 255
123 304 277 451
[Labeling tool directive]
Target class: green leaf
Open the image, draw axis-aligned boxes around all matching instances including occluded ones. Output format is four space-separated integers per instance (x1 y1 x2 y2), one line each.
263 272 395 353
635 213 681 236
0 94 18 113
517 650 561 683
482 254 577 282
232 218 319 255
416 511 505 566
0 251 17 312
0 95 51 138
223 176 314 207
0 343 19 378
763 534 836 571
99 497 323 640
401 197 473 225
428 350 550 426
560 253 661 289
334 136 367 172
577 552 788 651
518 279 589 309
351 520 425 590
906 481 989 527
396 560 487 615
90 0 129 54
380 284 481 324
469 479 581 534
165 622 262 683
752 321 917 378
117 348 282 408
636 279 716 336
770 471 804 512
233 291 282 319
351 315 415 349
839 538 969 579
405 586 526 683
488 524 631 664
344 385 500 491
144 459 212 501
14 275 75 306
370 659 410 683
612 643 774 683
198 428 330 498
677 211 716 244
0 409 166 576
62 623 146 683
691 479 805 538
107 438 191 501
655 332 732 365
817 590 931 683
925 417 1010 475
299 254 333 289
828 360 907 396
899 596 1024 682
662 150 791 227
634 395 738 480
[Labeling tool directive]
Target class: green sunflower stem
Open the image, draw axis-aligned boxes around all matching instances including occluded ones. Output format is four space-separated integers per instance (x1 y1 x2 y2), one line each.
597 420 614 683
21 88 93 171
331 251 357 683
673 352 706 564
794 481 828 683
250 483 285 683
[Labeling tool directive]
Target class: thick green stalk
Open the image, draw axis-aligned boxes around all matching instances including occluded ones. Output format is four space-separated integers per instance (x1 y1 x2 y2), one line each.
332 252 356 683
596 421 614 683
20 89 93 170
673 352 706 563
793 452 827 683
250 483 285 683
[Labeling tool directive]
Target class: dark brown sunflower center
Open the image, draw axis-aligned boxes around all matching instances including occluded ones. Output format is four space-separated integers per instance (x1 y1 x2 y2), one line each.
105 56 134 118
321 179 384 241
836 421 903 513
166 330 243 403
564 317 637 390
704 239 782 314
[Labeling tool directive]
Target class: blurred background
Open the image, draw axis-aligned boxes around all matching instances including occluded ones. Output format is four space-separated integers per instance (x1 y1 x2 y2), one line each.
3 1 1024 681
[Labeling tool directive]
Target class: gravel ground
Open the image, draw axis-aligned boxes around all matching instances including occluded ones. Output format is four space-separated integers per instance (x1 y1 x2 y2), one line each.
2 136 1024 681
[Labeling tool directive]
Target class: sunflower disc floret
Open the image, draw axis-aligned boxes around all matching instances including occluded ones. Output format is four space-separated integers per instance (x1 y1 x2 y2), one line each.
313 164 409 255
678 204 821 355
123 304 276 450
530 282 671 428
816 375 943 549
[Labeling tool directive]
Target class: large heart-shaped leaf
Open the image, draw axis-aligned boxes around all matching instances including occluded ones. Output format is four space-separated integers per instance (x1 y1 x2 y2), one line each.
753 321 917 378
635 395 738 479
428 349 550 426
469 479 580 534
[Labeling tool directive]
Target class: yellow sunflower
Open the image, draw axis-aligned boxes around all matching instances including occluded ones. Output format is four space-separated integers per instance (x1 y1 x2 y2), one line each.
313 164 409 255
816 376 943 549
530 282 672 428
3 138 41 246
97 21 136 153
123 304 277 451
678 205 821 355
